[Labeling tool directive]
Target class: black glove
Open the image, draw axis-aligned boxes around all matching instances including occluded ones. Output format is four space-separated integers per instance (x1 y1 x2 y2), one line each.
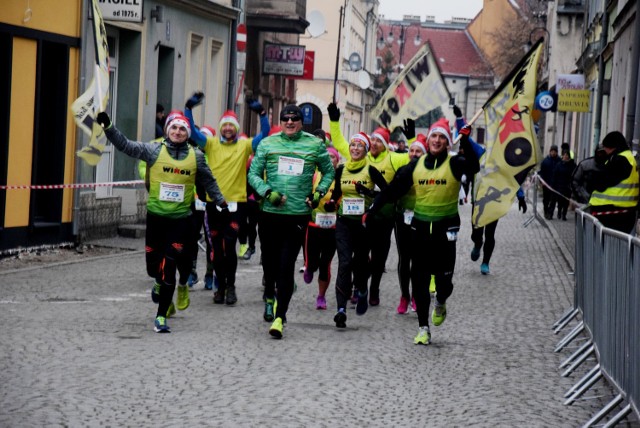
327 103 340 122
354 182 375 198
265 190 285 207
185 91 204 109
96 112 111 129
306 191 324 209
247 98 266 116
453 105 463 118
323 200 337 212
402 119 415 140
518 197 527 214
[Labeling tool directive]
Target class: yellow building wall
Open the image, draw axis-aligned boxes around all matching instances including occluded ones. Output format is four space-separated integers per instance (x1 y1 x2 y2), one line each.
0 0 81 38
63 47 80 223
5 38 37 228
468 0 520 66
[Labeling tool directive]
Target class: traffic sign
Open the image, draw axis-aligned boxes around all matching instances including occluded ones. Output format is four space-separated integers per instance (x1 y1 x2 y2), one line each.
237 24 247 52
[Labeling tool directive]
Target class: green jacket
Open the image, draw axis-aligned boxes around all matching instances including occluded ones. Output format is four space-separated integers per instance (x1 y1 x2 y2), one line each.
248 130 335 215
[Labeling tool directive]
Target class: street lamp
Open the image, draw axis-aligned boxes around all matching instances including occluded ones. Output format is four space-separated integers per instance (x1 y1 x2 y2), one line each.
383 24 422 68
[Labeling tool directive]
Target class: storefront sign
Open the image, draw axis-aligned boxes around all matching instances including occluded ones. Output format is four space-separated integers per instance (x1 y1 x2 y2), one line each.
263 42 306 76
98 0 143 23
557 89 590 112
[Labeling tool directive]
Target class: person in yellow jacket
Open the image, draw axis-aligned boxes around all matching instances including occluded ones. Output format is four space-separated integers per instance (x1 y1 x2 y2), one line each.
589 131 639 233
366 119 479 345
96 111 227 333
327 102 410 306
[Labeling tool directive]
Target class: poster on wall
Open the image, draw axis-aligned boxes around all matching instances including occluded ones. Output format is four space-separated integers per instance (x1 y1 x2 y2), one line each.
98 0 144 23
263 42 306 76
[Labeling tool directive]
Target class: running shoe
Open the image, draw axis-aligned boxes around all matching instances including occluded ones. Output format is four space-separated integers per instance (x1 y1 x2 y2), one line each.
166 302 176 318
356 290 368 315
480 263 490 275
316 295 327 310
334 309 347 328
176 285 190 310
429 275 436 294
410 296 417 312
432 303 447 326
269 317 284 339
303 268 314 284
264 298 275 322
151 282 161 304
204 275 214 290
397 296 409 314
187 271 198 288
225 286 237 305
299 266 305 273
238 243 249 258
350 289 358 305
213 290 225 304
470 246 481 262
414 326 431 345
244 247 255 260
154 316 170 333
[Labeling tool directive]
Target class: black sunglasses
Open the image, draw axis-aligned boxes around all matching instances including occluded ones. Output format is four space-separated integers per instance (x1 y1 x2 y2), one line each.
281 115 302 122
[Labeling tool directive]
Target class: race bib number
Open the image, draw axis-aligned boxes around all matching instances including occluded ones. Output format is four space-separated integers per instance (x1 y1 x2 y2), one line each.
195 199 206 211
278 156 304 176
315 213 337 229
343 197 365 215
217 201 238 212
159 183 185 202
403 209 414 225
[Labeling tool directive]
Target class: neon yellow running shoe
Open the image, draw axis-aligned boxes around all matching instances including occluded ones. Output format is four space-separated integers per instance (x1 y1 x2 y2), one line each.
269 317 284 339
414 326 431 345
429 275 436 294
238 243 249 258
176 285 190 311
432 303 447 326
166 302 176 318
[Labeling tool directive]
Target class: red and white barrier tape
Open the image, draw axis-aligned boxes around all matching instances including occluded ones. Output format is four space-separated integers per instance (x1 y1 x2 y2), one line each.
534 173 582 207
0 180 144 190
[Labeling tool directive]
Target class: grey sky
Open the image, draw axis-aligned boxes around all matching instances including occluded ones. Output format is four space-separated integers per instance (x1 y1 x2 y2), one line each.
378 0 484 23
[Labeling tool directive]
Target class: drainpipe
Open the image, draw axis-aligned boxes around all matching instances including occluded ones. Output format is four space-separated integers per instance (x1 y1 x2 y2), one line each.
72 0 91 244
627 0 640 154
593 8 609 148
227 0 240 111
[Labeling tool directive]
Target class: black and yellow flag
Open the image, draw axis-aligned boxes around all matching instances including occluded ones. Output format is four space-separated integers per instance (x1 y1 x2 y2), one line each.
472 40 544 227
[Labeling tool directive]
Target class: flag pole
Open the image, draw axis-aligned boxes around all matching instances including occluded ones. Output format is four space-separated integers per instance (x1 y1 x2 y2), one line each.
452 107 484 145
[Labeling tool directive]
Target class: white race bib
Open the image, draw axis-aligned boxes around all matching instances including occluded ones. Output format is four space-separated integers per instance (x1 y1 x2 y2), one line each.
315 213 337 229
277 156 304 176
217 201 238 212
159 183 185 202
343 197 365 215
403 209 414 225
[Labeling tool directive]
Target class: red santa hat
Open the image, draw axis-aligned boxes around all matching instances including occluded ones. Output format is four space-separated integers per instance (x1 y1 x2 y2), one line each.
268 125 282 136
200 125 216 138
165 114 191 138
410 133 428 154
164 109 184 134
427 118 452 147
350 132 371 151
371 127 391 149
219 110 240 132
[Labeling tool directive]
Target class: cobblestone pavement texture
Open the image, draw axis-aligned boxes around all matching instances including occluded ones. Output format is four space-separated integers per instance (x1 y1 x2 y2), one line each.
0 202 623 426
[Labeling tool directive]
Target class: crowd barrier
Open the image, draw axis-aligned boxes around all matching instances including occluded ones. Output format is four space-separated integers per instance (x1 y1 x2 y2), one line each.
554 208 640 427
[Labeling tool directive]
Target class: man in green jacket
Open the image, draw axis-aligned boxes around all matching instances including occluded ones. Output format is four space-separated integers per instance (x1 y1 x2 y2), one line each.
248 104 335 339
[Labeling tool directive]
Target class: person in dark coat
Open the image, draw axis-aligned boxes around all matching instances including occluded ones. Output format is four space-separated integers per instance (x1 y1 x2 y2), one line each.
551 150 576 220
539 145 560 219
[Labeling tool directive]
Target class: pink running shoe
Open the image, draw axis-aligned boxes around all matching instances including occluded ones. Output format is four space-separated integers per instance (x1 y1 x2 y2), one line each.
410 296 417 312
397 296 409 314
316 295 327 310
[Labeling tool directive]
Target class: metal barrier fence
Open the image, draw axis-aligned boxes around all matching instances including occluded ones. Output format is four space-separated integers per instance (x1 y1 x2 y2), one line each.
556 208 640 427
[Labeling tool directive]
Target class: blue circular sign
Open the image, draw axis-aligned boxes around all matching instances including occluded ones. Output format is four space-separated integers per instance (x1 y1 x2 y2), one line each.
535 91 556 112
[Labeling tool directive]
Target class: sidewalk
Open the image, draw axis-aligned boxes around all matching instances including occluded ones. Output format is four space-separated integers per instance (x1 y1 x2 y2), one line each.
0 203 616 426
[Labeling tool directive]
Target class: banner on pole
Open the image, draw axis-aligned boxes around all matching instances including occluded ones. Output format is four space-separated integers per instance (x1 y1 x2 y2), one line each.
472 41 544 228
72 0 110 166
370 43 450 131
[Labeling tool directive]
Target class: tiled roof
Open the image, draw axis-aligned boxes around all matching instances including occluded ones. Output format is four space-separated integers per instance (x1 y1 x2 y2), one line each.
378 24 493 79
